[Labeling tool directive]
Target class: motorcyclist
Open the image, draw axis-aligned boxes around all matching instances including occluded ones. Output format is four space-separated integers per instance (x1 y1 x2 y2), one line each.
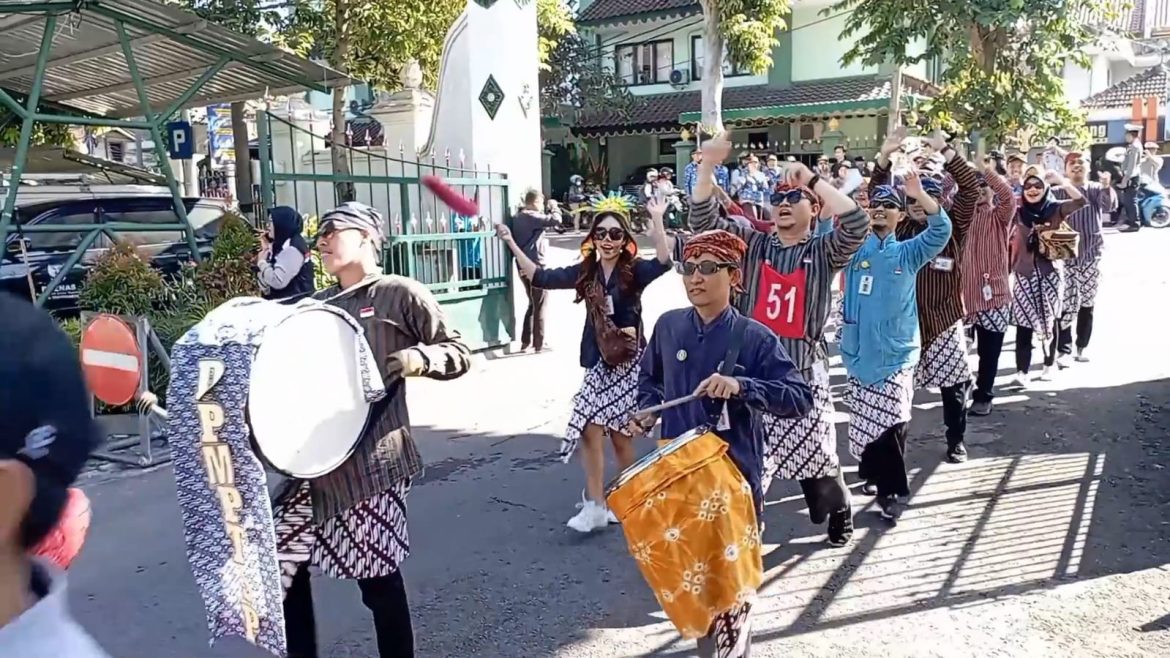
566 174 588 230
640 168 660 202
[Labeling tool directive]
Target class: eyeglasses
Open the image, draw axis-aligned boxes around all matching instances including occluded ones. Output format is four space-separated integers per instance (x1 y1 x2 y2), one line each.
874 200 903 210
592 227 626 242
770 189 807 206
1022 181 1045 191
680 261 736 276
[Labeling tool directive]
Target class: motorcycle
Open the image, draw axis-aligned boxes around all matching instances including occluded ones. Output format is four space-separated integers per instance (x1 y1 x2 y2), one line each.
1136 177 1170 228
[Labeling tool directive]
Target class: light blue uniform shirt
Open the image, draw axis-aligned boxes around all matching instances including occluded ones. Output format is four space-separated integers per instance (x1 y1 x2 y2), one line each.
839 209 953 386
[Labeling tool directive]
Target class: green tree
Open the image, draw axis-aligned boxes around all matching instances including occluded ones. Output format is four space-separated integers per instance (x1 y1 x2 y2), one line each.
0 115 73 149
697 0 791 131
538 0 635 118
827 0 1126 148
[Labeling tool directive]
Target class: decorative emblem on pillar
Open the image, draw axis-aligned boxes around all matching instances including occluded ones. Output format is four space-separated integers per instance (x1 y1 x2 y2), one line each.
479 75 504 120
518 83 534 117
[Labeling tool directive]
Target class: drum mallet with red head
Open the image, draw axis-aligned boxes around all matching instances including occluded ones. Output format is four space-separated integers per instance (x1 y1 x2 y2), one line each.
421 175 479 217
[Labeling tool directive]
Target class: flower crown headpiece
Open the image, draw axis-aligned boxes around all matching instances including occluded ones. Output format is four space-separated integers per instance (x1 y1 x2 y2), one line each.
588 191 636 219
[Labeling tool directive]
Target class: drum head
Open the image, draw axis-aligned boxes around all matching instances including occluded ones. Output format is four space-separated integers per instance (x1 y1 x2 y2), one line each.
248 309 372 479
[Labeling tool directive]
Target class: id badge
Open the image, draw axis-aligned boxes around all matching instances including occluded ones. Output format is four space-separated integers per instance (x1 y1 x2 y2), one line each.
931 256 955 272
858 274 874 296
603 295 615 315
981 273 993 301
716 403 731 431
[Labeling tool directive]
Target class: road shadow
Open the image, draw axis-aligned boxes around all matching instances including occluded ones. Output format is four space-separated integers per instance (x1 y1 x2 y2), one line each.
391 368 1169 658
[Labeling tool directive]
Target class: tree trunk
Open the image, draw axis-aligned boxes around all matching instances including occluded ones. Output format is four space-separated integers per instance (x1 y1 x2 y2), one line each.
229 101 255 222
330 0 355 204
700 3 724 134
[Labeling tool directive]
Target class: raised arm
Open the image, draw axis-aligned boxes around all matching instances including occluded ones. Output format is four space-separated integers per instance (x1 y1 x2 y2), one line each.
985 165 1017 228
687 132 769 246
644 197 673 264
937 137 979 247
868 125 906 197
901 172 953 271
788 162 868 269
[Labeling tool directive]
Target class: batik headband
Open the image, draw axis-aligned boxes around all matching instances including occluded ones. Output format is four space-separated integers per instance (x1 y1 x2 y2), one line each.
871 185 905 209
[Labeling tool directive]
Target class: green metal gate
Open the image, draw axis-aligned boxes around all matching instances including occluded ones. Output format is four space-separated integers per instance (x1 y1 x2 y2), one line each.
256 111 515 351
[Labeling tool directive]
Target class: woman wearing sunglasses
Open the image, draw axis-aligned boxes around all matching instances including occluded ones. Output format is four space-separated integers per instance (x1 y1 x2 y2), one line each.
1009 166 1085 385
840 174 951 524
683 131 870 548
495 193 672 533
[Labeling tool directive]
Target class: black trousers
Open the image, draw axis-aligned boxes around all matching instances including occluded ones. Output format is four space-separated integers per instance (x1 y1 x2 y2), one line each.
284 565 415 658
972 326 1006 403
939 381 971 445
520 277 547 350
1120 182 1141 228
1057 306 1095 354
1015 322 1058 373
858 422 910 498
799 470 851 524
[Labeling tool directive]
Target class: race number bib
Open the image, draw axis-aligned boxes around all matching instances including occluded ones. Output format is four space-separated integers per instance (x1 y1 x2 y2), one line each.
751 263 807 339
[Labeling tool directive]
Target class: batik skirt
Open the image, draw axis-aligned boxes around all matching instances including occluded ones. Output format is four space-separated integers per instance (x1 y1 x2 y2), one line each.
272 480 410 586
1062 260 1101 327
915 322 973 389
843 367 916 460
1011 269 1063 342
761 365 839 481
561 352 641 462
971 304 1012 334
704 601 753 658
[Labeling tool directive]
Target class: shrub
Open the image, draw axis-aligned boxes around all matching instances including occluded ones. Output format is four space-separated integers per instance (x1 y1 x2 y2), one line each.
194 212 262 306
77 241 166 317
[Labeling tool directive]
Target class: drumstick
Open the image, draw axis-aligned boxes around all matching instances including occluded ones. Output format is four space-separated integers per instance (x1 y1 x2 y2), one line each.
635 393 699 416
421 175 479 217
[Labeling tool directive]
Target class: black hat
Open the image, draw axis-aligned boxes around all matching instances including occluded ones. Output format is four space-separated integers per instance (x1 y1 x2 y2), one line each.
0 293 99 547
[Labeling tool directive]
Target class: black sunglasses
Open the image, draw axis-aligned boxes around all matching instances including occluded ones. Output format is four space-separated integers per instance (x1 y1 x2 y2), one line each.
874 200 903 210
592 227 627 242
1022 181 1045 191
770 189 808 206
680 261 737 276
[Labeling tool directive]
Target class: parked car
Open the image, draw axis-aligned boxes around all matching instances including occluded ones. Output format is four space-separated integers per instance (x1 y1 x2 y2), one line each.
1 195 231 316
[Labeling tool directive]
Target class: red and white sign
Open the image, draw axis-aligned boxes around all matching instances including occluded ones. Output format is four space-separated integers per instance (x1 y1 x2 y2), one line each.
751 263 808 339
80 314 142 406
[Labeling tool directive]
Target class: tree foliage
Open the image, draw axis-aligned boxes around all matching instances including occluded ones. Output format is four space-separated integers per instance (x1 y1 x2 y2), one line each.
697 0 789 130
276 0 465 91
828 0 1126 147
0 117 73 149
538 0 636 118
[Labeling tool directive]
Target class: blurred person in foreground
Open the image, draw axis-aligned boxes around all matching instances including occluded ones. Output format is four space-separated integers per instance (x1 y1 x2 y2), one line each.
0 292 107 656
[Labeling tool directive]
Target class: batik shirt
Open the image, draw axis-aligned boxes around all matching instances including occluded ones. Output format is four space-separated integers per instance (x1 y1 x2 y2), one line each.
167 297 385 657
637 307 813 508
1054 183 1114 266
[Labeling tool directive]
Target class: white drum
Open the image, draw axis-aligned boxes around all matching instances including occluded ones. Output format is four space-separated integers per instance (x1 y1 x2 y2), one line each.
247 303 377 479
177 296 383 480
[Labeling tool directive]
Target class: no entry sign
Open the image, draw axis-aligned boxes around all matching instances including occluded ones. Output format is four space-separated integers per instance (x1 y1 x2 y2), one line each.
80 314 142 406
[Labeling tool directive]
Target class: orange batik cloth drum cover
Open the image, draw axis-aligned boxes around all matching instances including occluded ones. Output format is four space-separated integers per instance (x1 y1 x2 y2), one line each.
606 429 763 639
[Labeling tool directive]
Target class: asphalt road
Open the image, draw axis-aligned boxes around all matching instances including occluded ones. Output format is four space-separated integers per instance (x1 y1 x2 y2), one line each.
70 226 1170 657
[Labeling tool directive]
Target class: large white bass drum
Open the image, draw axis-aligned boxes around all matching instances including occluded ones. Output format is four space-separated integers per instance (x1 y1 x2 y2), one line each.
176 296 386 480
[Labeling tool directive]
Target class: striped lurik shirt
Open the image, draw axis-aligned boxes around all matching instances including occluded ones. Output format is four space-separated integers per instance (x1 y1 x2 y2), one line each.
961 170 1017 316
873 156 979 346
1053 182 1114 266
682 196 870 373
310 274 472 521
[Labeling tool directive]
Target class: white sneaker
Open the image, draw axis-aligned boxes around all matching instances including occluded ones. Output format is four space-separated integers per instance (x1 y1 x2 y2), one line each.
1075 348 1090 363
1012 372 1030 389
1056 354 1071 369
1037 366 1053 381
567 494 610 533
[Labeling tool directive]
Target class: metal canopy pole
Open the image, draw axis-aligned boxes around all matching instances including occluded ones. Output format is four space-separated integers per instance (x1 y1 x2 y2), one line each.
115 19 200 258
0 13 56 252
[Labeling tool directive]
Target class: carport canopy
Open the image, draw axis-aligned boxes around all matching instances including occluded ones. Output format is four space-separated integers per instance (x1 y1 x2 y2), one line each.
0 0 356 306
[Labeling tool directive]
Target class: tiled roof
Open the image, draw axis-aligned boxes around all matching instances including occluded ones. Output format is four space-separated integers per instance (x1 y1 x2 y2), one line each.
1078 0 1170 35
577 0 698 24
572 75 932 137
1081 65 1170 109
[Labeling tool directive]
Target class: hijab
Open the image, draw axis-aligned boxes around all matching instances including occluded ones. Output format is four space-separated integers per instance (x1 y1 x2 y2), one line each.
1018 168 1057 228
268 206 309 261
